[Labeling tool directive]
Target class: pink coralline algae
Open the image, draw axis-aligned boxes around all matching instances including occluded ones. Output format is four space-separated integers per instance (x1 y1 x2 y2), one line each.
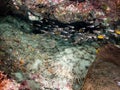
0 71 19 90
0 71 32 90
12 0 120 23
12 0 94 19
76 1 93 14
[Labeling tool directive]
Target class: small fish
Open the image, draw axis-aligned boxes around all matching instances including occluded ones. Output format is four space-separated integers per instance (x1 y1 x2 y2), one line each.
117 81 120 86
44 26 48 29
64 38 69 41
40 30 49 34
61 31 69 35
64 27 70 30
54 25 59 28
68 25 75 29
87 25 95 28
40 21 43 23
67 35 72 38
28 12 39 21
105 36 109 39
60 35 67 38
112 33 118 37
92 35 97 39
106 23 109 26
76 33 82 36
89 20 94 24
54 30 61 35
45 19 48 22
93 30 101 34
115 29 120 35
87 35 93 39
48 25 52 28
35 24 41 27
69 29 75 34
79 29 84 33
97 35 105 39
96 48 100 54
81 27 86 30
107 29 114 33
50 32 56 35
57 28 63 31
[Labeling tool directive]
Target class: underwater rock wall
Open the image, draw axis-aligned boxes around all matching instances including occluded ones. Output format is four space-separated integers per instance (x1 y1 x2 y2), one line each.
11 0 119 23
12 0 94 22
8 0 120 45
0 0 120 90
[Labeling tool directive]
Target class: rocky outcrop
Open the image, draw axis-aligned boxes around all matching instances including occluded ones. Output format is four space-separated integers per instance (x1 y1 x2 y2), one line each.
11 0 95 23
90 0 120 21
82 44 120 90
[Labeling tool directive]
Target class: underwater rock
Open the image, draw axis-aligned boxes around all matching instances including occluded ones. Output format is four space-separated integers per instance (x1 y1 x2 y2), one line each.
89 0 120 21
0 0 13 16
97 44 120 66
0 71 19 90
0 16 98 90
82 44 120 90
12 0 95 23
2 0 119 26
12 0 120 45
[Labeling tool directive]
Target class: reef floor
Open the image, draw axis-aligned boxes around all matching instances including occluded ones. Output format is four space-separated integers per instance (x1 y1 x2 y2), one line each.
0 16 100 90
